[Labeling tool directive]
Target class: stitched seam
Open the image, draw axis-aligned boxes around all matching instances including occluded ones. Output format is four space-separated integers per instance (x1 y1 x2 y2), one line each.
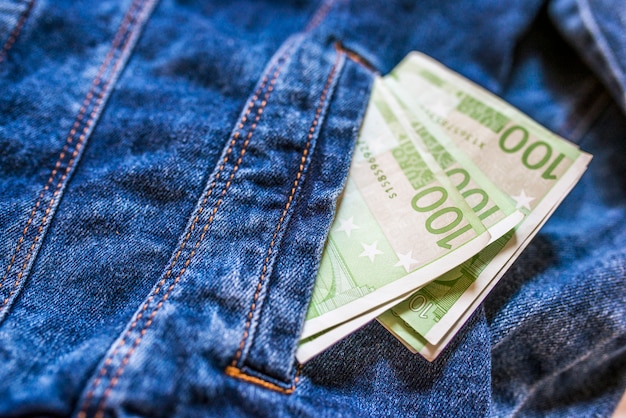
304 0 335 33
0 0 144 310
0 0 142 289
0 0 35 65
81 1 337 411
0 0 143 304
82 65 274 396
78 45 280 379
228 53 341 391
79 39 297 418
91 59 287 418
224 364 303 395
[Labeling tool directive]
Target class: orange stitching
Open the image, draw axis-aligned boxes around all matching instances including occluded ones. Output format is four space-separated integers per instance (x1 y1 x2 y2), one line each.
80 0 335 411
224 364 303 395
0 0 145 311
83 0 335 410
81 36 297 418
0 0 142 295
0 0 36 65
304 0 335 33
228 53 341 392
78 74 271 416
90 58 287 418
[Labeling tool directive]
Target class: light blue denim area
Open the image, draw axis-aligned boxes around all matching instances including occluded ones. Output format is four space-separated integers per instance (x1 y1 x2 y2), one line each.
0 0 624 416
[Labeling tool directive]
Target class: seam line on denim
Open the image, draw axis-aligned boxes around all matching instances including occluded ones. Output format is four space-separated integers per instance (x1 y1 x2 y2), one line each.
225 364 303 395
80 1 336 412
0 0 35 65
304 0 336 33
79 37 297 418
0 0 145 313
80 47 279 407
85 61 275 381
227 53 342 392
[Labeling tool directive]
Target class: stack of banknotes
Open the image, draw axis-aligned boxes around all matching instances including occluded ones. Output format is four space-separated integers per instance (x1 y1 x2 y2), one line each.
297 52 592 363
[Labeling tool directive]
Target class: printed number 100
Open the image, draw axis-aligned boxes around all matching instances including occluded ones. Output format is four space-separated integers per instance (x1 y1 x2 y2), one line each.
411 186 472 249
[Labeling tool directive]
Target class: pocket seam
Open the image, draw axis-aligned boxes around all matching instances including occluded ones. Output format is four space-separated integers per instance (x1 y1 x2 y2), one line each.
76 31 302 418
225 50 344 394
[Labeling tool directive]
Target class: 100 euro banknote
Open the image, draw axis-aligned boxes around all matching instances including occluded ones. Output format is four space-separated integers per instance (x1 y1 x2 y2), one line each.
382 52 591 352
300 78 492 340
297 80 522 362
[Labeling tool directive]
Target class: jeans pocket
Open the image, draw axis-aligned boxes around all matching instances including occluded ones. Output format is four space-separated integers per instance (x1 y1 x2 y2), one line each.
223 36 375 391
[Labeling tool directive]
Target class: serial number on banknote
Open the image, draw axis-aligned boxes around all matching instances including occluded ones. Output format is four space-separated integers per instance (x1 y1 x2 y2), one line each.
357 140 398 199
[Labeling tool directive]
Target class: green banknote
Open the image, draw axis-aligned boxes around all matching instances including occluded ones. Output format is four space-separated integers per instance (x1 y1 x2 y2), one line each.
380 52 591 353
300 78 491 340
390 85 524 244
377 310 437 361
296 81 523 363
380 93 523 343
405 174 584 362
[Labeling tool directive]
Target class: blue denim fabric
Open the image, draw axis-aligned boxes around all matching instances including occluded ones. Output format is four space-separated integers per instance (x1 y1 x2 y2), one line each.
0 0 624 417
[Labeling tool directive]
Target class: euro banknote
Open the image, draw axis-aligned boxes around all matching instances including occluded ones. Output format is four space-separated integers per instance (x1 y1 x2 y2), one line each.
299 52 591 363
300 77 492 339
297 79 522 362
381 52 591 352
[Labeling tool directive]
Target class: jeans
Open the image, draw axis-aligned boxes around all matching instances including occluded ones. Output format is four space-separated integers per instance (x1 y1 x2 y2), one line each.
0 0 624 416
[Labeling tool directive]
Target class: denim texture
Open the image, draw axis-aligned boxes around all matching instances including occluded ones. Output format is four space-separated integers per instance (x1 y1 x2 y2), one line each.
0 0 624 417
